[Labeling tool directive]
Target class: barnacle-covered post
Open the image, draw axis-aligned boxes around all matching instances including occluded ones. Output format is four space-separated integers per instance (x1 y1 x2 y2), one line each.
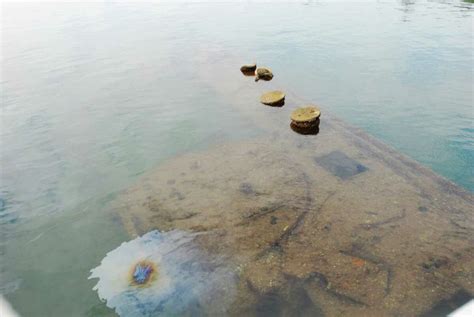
290 106 321 135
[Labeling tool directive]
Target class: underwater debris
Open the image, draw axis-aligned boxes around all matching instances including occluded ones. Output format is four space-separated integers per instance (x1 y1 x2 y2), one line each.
418 206 428 213
359 210 406 230
421 256 449 272
249 286 324 316
315 151 368 180
339 245 393 296
351 257 366 268
239 182 256 195
255 67 273 81
89 230 236 316
285 272 368 308
270 216 278 225
242 204 286 221
260 90 285 107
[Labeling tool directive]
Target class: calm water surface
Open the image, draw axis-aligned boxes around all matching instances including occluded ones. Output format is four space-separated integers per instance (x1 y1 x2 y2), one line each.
1 1 473 316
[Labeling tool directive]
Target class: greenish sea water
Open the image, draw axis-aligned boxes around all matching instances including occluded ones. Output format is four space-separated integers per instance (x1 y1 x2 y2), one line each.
1 1 473 316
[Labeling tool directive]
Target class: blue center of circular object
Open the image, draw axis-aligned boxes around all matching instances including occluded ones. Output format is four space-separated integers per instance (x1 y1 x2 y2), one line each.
133 263 153 284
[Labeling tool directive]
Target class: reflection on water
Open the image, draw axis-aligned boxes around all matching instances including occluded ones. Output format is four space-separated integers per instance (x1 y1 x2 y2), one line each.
1 1 473 316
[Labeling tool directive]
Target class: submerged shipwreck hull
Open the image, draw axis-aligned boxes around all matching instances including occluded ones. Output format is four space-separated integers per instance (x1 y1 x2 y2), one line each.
112 52 473 316
115 131 473 316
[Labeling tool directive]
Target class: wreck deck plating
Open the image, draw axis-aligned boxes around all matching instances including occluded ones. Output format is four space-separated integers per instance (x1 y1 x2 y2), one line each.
112 52 473 316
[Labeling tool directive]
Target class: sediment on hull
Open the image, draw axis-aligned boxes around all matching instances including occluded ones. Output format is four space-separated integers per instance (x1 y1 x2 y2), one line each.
110 50 473 316
113 133 473 316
